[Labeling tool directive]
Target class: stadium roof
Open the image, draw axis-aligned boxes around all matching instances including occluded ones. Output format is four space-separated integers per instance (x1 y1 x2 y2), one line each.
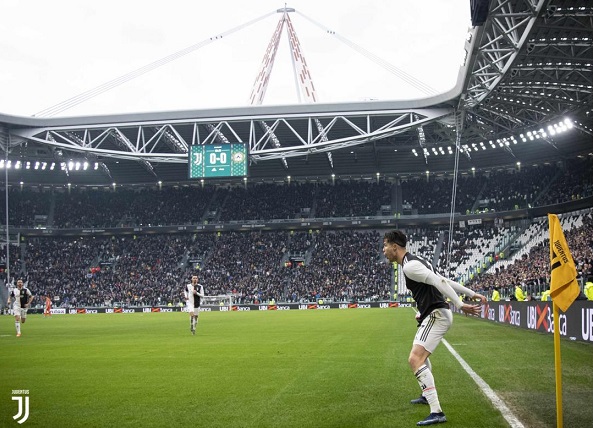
0 0 591 187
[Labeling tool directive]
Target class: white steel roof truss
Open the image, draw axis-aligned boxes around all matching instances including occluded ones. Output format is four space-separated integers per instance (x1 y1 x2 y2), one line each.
464 0 547 108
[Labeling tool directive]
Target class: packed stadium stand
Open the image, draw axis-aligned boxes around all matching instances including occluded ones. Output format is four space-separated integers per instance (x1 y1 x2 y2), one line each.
469 210 593 299
1 157 591 229
0 177 591 309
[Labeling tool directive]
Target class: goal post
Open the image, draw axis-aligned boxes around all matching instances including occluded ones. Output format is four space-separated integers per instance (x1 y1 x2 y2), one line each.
202 294 234 309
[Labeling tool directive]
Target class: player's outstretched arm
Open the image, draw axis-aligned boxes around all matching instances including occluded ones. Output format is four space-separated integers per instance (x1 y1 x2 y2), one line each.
470 293 487 304
403 261 466 309
460 303 482 316
443 277 485 302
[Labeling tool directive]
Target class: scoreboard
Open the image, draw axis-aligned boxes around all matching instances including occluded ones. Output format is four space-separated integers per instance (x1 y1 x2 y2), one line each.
188 144 248 179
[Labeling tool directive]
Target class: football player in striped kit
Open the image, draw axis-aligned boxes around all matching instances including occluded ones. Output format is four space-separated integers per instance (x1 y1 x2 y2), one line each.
383 230 486 426
184 275 204 335
7 279 34 337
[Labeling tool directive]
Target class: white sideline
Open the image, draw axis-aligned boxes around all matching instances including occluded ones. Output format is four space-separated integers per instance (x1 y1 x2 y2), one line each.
442 339 525 428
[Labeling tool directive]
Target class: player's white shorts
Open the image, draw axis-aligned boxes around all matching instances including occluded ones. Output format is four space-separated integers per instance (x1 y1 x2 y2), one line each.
186 304 201 314
413 308 452 353
12 306 28 319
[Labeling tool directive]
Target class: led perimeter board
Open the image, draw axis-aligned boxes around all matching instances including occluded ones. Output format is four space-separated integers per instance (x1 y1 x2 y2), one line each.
188 144 248 179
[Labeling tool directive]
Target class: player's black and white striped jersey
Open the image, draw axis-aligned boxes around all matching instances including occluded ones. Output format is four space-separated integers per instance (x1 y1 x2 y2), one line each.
185 284 204 307
10 287 33 308
401 252 448 324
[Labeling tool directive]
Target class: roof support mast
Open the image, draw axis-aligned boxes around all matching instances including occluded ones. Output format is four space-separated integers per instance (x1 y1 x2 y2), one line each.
249 6 319 104
284 9 317 103
249 6 334 170
248 9 288 105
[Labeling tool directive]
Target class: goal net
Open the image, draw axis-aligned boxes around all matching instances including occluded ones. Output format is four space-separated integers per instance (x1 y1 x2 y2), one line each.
202 295 234 308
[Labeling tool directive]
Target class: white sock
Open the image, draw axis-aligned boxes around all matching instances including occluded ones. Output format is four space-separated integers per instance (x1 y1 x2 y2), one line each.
15 321 21 334
418 358 432 399
415 364 442 413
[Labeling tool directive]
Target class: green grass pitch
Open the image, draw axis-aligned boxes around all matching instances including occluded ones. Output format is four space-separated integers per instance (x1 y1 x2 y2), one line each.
1 308 592 427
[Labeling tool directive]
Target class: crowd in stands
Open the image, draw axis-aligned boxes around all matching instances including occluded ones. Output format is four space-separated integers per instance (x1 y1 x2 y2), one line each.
218 182 316 221
5 229 389 307
0 189 51 227
314 181 391 218
536 158 593 206
284 230 390 303
1 206 591 308
286 231 313 255
53 190 130 228
405 228 442 262
1 157 591 229
23 235 191 307
0 245 22 277
1 155 592 308
196 231 288 303
478 165 558 212
186 233 218 261
128 187 216 227
468 211 593 298
401 174 486 215
437 224 515 281
52 187 217 228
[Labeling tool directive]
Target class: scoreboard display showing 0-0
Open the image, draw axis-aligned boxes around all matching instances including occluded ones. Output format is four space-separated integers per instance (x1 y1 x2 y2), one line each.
188 144 248 179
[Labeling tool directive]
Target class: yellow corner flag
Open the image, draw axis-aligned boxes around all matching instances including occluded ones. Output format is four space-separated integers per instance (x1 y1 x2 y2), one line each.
548 214 579 312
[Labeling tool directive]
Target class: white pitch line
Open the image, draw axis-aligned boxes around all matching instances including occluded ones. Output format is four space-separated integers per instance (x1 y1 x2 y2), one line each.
442 339 525 428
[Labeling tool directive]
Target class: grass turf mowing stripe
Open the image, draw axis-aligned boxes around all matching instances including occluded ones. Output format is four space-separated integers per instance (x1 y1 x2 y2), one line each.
443 338 524 428
0 309 551 427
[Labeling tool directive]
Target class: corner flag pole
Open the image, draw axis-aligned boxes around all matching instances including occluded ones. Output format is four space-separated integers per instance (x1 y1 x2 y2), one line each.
552 302 563 428
548 213 580 428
